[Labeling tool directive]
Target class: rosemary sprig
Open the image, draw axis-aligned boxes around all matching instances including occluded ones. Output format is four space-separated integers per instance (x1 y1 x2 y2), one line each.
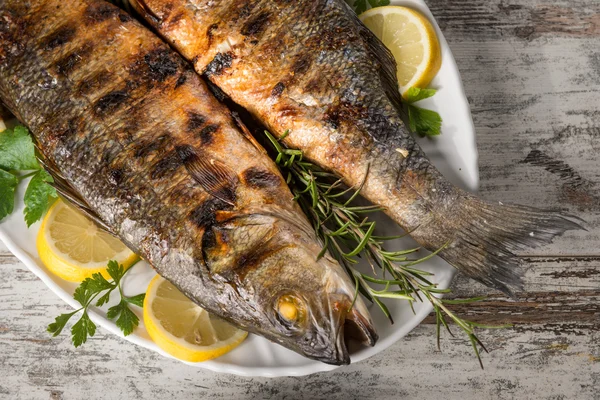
262 130 506 366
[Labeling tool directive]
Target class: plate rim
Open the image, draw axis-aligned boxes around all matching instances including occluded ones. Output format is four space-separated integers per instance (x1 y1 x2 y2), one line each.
0 0 478 377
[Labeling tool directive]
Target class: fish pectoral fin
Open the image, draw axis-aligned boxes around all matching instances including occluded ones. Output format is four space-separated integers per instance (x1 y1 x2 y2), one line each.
175 145 239 206
231 111 267 155
36 156 113 234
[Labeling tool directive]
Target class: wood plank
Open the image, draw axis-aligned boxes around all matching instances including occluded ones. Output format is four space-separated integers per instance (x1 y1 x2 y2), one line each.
429 0 600 40
0 0 599 398
449 35 600 254
0 250 597 399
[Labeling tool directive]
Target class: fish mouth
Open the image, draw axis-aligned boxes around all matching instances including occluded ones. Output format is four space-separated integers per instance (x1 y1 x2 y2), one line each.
318 298 378 366
344 306 378 347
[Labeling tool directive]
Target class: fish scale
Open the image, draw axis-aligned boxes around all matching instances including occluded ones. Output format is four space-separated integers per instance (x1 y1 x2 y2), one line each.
130 0 583 294
0 0 377 365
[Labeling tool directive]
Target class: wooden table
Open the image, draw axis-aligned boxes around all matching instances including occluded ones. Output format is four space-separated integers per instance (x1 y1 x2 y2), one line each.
1 0 598 398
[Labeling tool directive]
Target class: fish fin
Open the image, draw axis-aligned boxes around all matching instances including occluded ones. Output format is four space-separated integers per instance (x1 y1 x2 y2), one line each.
36 156 113 233
438 195 584 296
231 111 267 155
127 0 162 24
176 145 239 206
353 11 407 120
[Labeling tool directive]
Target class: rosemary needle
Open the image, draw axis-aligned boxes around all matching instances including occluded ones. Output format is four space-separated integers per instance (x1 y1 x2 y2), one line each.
262 130 507 367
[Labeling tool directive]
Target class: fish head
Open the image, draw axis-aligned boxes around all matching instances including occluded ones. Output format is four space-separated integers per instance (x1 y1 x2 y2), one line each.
256 248 378 365
205 208 377 365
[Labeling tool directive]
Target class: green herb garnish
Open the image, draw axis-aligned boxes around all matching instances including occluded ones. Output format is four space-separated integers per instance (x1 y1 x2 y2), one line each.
352 0 391 15
262 130 505 367
405 87 443 137
47 260 145 347
0 126 57 225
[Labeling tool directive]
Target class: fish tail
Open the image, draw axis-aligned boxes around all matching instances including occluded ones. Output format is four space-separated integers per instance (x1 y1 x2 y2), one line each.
434 195 584 295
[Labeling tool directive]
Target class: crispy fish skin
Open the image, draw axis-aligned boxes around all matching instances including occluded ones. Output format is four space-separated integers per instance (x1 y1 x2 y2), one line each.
130 0 583 294
0 0 377 364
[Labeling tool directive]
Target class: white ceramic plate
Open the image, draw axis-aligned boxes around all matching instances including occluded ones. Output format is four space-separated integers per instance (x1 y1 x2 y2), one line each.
0 0 478 377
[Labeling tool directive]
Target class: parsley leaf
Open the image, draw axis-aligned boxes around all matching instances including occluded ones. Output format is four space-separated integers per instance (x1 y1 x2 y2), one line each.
107 260 124 284
47 311 78 337
0 169 18 220
95 291 113 307
87 272 114 293
405 87 437 103
48 260 144 347
405 87 443 137
107 300 140 336
0 126 39 171
369 0 390 8
71 312 96 348
0 125 57 224
125 293 146 308
73 279 96 307
408 106 442 137
23 169 58 226
352 0 390 15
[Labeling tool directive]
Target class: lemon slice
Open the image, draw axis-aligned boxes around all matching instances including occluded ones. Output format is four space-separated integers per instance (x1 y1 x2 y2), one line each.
144 275 248 362
360 6 442 95
37 199 138 282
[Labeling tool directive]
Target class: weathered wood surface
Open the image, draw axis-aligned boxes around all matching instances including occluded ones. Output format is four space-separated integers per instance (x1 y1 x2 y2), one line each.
1 0 599 398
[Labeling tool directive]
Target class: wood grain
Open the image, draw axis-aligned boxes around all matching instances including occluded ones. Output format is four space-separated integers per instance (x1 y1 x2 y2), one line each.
0 0 599 399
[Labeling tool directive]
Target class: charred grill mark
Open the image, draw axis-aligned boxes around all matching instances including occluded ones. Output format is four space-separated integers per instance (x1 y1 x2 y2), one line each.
143 48 180 82
228 247 268 281
292 57 311 75
77 70 111 95
324 101 368 130
84 2 121 23
44 117 79 146
54 43 93 76
277 104 299 118
206 23 218 45
119 14 133 23
169 12 185 25
190 197 232 229
241 11 270 36
236 3 257 21
197 124 219 145
242 167 281 189
133 134 170 159
304 77 323 93
94 90 129 116
228 244 286 283
175 73 187 88
44 26 76 50
204 52 233 76
151 150 182 179
271 82 285 97
186 111 206 131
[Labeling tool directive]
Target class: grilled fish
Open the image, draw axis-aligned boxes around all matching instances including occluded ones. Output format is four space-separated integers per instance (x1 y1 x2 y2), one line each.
0 0 377 365
129 0 583 294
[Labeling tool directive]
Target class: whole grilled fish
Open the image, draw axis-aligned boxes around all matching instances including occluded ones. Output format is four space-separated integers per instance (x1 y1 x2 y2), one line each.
130 0 583 294
0 0 377 365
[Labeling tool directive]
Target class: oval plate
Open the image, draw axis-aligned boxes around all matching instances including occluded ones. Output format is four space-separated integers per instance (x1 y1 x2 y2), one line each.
0 0 478 377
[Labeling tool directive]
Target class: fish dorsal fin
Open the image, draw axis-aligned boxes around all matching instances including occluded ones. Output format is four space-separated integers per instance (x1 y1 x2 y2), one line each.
36 155 113 233
231 111 267 155
351 9 408 121
175 145 239 206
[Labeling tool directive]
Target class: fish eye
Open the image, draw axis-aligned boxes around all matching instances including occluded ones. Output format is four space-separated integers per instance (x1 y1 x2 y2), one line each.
276 294 306 326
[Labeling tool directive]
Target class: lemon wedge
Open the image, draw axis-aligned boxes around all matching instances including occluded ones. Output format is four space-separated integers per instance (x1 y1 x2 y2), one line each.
360 6 442 95
37 199 138 282
143 275 248 362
